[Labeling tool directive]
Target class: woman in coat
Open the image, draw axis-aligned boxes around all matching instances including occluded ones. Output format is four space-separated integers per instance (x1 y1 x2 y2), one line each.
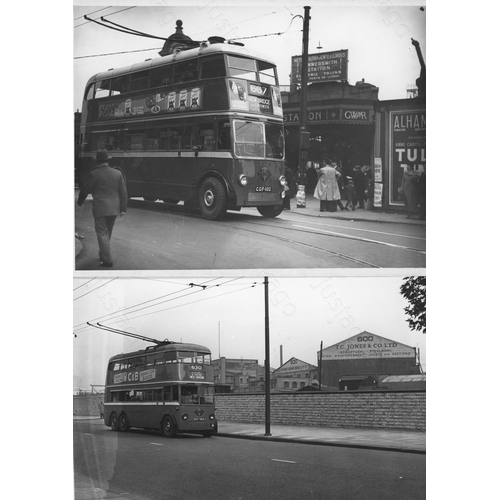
313 160 343 212
399 164 420 219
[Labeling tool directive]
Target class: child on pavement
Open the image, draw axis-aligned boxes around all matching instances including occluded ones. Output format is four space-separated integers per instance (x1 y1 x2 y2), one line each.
344 177 356 210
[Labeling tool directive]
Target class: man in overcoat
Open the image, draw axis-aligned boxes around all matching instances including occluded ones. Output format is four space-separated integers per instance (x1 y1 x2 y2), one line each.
77 150 128 267
313 160 342 212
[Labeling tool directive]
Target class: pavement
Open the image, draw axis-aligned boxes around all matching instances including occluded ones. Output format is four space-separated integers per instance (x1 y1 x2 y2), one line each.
74 192 425 261
73 416 425 454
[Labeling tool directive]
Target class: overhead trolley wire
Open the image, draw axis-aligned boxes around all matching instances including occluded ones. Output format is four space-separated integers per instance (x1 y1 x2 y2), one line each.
72 277 222 333
101 280 262 327
74 6 112 21
73 277 119 302
74 6 136 29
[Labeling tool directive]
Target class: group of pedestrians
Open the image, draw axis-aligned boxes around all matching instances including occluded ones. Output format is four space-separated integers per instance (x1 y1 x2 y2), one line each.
311 160 374 213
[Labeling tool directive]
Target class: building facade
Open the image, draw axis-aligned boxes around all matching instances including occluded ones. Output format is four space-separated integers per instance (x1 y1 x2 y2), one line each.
212 357 263 393
318 332 423 390
272 357 318 391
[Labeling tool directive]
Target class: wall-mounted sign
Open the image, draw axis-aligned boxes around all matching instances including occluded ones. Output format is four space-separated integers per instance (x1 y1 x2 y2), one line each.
389 109 426 205
291 50 348 85
321 333 415 361
374 158 383 183
374 183 383 207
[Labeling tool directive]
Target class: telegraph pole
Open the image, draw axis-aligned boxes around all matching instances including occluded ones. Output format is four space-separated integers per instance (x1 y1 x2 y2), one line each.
298 6 311 186
264 276 271 436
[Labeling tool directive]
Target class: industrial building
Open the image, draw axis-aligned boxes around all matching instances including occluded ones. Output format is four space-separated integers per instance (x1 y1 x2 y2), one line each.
318 332 423 390
272 357 318 392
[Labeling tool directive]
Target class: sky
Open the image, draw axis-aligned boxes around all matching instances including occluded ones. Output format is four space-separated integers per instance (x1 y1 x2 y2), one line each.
73 275 426 389
73 0 426 111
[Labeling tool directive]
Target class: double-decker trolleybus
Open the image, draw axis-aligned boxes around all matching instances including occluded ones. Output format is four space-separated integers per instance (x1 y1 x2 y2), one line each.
77 34 287 220
99 324 217 438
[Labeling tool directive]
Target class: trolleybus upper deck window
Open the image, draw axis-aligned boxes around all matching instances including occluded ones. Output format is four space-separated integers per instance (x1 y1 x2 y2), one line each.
227 56 257 81
150 66 173 88
129 71 149 92
258 60 278 85
173 60 199 84
200 54 226 79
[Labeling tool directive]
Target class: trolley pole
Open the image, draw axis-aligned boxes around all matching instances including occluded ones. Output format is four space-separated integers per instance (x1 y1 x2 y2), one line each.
264 276 271 436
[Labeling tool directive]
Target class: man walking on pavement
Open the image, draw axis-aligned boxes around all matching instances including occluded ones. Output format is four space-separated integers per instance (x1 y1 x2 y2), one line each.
77 150 127 268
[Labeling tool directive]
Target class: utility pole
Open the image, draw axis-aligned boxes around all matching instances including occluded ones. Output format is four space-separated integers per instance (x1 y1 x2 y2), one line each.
298 6 311 188
264 276 271 436
318 341 323 390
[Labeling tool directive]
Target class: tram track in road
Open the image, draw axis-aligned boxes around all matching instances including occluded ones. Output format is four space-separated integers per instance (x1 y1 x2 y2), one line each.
127 199 424 268
128 199 381 268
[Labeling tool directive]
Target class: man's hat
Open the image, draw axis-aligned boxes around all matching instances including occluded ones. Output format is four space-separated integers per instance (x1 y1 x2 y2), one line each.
95 149 112 162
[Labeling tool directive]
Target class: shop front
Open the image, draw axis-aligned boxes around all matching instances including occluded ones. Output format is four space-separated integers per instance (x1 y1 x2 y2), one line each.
374 98 426 208
283 100 375 193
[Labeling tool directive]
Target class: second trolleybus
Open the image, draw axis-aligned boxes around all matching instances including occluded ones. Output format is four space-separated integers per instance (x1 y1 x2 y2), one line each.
104 340 218 438
77 37 287 220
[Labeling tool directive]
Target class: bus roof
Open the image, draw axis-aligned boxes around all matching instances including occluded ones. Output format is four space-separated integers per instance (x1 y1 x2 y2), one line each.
108 342 212 362
87 43 277 86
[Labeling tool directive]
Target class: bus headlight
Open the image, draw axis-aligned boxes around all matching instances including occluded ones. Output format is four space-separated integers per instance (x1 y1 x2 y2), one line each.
182 414 188 420
209 414 215 420
238 175 248 186
279 175 286 186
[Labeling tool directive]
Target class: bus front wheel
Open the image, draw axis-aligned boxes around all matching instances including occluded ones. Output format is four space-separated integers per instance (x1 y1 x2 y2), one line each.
257 206 283 218
110 412 119 431
198 178 227 220
118 412 129 432
161 416 176 438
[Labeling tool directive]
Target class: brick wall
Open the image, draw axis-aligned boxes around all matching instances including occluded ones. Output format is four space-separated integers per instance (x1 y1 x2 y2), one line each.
73 395 103 416
73 391 425 431
215 391 425 431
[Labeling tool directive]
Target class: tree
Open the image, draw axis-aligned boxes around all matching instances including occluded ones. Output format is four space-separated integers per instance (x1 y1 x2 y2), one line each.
400 277 426 334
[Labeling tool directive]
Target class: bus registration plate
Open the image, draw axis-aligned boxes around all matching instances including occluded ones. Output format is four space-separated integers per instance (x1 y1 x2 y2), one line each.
194 417 205 421
255 186 272 192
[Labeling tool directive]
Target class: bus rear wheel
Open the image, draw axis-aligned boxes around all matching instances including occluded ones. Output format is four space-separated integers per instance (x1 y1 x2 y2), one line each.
118 412 129 432
161 416 176 438
198 177 227 220
110 412 119 431
257 205 283 218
